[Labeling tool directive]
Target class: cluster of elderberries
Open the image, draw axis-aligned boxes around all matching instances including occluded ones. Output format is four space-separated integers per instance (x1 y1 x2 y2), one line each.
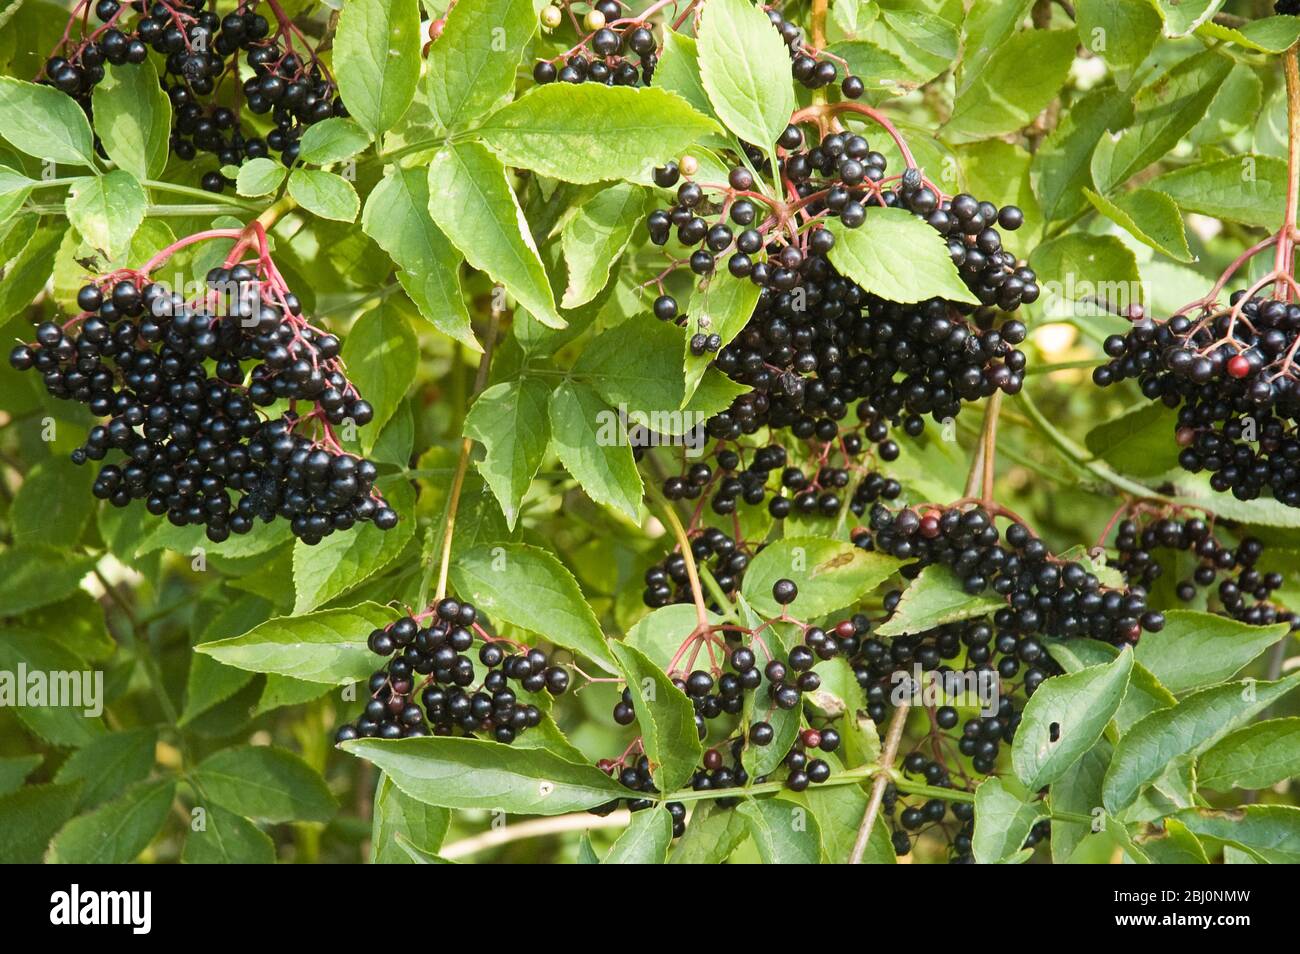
9 237 395 543
591 757 688 836
1108 513 1295 628
532 1 657 86
702 286 1028 446
658 441 902 530
629 581 855 794
44 0 342 192
854 505 1166 644
642 526 750 609
334 597 571 743
1094 299 1300 507
648 128 1036 310
764 6 864 97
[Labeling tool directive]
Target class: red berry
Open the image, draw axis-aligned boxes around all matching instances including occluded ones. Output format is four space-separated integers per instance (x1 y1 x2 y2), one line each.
801 728 822 749
1227 355 1251 379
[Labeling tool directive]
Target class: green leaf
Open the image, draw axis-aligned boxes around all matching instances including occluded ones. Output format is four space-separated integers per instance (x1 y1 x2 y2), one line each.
48 778 176 864
181 595 271 724
654 29 723 129
956 0 1033 93
0 164 32 227
292 480 415 613
1152 0 1223 36
426 0 536 131
0 77 94 166
0 220 67 323
0 754 42 797
0 544 93 616
192 745 337 823
862 8 958 89
947 29 1076 142
573 316 686 416
670 800 750 863
738 797 822 864
874 564 1004 637
971 777 1047 864
1083 188 1192 262
197 601 403 684
65 170 146 259
297 117 371 166
549 380 643 522
362 165 478 351
1031 88 1132 223
10 455 93 547
1047 638 1176 732
55 728 157 811
1083 402 1181 477
1075 0 1161 78
1102 672 1300 813
0 782 82 863
1198 719 1300 791
1197 14 1300 52
333 0 421 136
1012 650 1133 791
339 302 418 441
91 61 170 180
610 641 702 793
371 771 450 864
697 0 796 148
236 157 287 197
182 803 275 863
1091 49 1232 193
341 736 626 814
742 535 902 618
427 142 561 328
827 209 978 304
1171 805 1300 864
465 377 552 528
604 807 673 863
560 183 649 308
287 167 360 222
1028 233 1140 319
1134 610 1291 694
449 542 616 672
1048 739 1111 864
683 272 761 401
1135 816 1208 864
1148 155 1288 230
477 85 719 184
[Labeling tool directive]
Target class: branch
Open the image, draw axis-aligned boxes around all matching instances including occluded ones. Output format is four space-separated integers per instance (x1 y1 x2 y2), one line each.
849 701 909 863
440 809 632 860
433 302 502 602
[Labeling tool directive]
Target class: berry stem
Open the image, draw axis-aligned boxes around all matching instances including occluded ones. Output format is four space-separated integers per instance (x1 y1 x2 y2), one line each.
848 700 910 864
653 486 711 631
790 101 917 168
979 391 1003 506
1276 43 1300 301
433 298 502 602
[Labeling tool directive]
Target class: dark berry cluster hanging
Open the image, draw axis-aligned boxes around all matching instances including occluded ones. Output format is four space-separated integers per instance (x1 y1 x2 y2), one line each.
531 0 658 86
43 0 344 192
1095 295 1300 506
8 223 395 544
855 504 1166 645
1107 510 1297 628
335 596 571 743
